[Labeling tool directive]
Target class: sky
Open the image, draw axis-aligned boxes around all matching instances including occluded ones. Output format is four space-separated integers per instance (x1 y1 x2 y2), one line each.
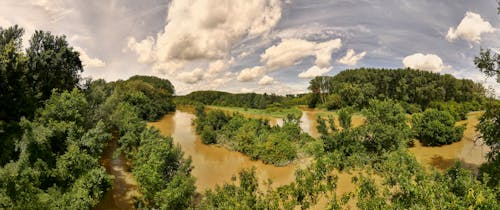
1 0 500 96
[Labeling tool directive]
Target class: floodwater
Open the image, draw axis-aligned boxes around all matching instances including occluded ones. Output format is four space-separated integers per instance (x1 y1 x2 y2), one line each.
148 110 297 192
94 138 140 210
99 108 487 209
409 111 489 171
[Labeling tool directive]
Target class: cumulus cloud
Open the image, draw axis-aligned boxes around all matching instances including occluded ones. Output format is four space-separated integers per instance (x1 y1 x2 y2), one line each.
237 66 265 82
258 75 275 85
446 11 495 43
207 59 234 74
74 46 106 68
176 68 205 84
260 38 341 70
402 53 450 72
127 0 282 79
338 49 366 66
298 65 332 78
126 37 156 63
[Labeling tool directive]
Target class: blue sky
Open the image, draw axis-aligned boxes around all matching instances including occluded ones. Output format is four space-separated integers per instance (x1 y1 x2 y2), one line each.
1 0 499 95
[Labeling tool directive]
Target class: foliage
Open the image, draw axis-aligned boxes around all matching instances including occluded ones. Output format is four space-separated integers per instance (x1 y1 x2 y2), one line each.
352 151 499 209
132 128 195 209
429 100 482 121
337 107 353 130
201 159 334 209
474 21 500 193
176 90 304 109
195 109 309 166
309 68 486 109
412 109 465 146
0 89 112 209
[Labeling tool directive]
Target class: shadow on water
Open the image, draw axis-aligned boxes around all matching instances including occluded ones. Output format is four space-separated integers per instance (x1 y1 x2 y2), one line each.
94 136 139 210
430 155 481 173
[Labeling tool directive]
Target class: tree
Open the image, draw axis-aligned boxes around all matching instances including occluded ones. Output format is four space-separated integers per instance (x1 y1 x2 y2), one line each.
473 6 500 190
337 108 353 130
26 31 82 104
412 109 465 146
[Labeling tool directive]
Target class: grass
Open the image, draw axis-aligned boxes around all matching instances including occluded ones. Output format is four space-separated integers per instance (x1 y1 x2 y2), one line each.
206 105 302 119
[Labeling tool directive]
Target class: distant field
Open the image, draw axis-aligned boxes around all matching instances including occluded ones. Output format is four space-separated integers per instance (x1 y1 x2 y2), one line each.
206 105 302 119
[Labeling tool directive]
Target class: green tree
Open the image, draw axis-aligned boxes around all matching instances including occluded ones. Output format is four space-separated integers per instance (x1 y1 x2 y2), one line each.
337 108 353 130
412 109 465 146
473 5 500 191
26 31 83 103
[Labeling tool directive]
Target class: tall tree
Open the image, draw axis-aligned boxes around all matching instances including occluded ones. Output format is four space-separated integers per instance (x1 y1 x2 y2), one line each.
26 31 83 103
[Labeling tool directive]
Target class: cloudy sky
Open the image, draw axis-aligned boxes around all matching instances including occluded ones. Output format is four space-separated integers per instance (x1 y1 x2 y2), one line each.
1 0 500 95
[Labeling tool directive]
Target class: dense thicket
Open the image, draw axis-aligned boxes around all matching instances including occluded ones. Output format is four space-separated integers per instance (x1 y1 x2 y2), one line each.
0 89 112 209
176 90 305 109
194 107 313 166
1 26 84 165
309 68 485 109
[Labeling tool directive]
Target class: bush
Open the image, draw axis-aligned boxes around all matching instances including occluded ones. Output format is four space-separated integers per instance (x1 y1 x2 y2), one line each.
412 109 465 146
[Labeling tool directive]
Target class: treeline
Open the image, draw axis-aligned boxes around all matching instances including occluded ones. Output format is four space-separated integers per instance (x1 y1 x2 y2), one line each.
0 25 194 209
309 68 485 110
176 90 308 109
194 106 313 166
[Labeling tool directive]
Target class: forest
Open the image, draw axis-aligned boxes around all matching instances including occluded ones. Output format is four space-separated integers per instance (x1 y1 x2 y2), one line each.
1 22 499 210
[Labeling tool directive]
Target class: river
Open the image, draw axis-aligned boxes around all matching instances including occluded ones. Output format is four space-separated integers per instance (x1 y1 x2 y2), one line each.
98 108 488 208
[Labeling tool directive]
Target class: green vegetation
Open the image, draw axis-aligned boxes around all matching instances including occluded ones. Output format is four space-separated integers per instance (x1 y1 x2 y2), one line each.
473 6 500 196
0 26 84 165
2 19 499 209
194 107 313 166
207 105 301 119
176 90 307 109
201 158 335 209
308 68 486 110
0 89 112 209
86 76 194 208
0 25 193 209
412 109 466 146
197 97 498 209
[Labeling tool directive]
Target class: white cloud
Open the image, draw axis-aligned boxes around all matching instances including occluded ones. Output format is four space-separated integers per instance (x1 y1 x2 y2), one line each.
240 88 253 93
402 53 450 72
314 39 343 68
298 65 332 78
176 68 205 84
207 59 233 74
337 49 366 66
126 36 156 63
260 38 341 70
446 11 495 43
237 66 265 82
74 46 106 68
258 75 275 85
127 0 282 79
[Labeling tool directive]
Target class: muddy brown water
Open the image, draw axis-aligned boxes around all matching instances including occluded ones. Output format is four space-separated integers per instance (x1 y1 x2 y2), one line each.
148 110 297 192
409 111 489 171
94 138 140 210
98 108 488 208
